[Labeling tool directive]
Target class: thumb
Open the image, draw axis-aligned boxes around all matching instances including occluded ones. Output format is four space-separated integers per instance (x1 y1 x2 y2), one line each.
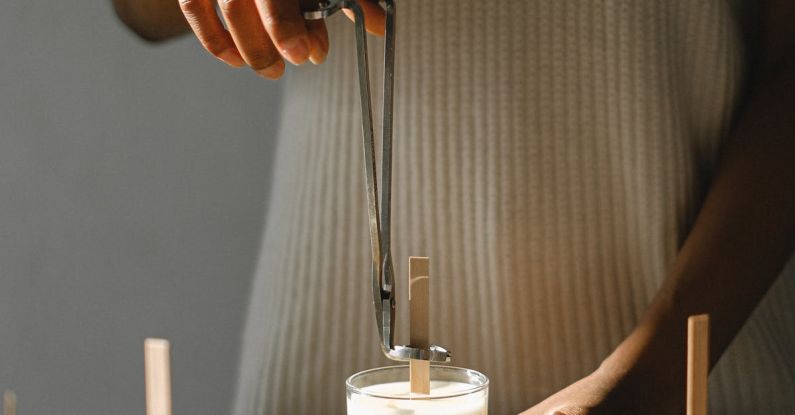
342 0 386 36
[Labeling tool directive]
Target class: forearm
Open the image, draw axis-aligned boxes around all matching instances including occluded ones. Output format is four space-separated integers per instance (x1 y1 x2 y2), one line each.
113 0 190 42
601 53 795 400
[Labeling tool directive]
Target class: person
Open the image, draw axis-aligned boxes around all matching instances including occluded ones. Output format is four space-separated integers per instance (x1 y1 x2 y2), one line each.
113 0 795 413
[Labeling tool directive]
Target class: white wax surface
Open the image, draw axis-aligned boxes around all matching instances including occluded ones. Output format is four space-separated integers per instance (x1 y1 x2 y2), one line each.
347 381 487 415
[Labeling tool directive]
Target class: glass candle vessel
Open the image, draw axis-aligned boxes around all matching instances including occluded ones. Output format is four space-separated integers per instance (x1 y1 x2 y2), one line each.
346 365 489 415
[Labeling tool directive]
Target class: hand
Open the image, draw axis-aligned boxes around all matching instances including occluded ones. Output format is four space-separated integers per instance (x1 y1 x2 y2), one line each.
519 364 682 415
178 0 386 79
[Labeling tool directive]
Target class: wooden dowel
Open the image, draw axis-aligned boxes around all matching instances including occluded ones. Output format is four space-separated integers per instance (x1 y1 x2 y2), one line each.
3 390 16 415
409 256 430 395
687 314 709 415
145 338 173 415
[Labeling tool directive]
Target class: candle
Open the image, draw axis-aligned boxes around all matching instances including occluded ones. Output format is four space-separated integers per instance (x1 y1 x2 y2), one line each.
346 366 488 415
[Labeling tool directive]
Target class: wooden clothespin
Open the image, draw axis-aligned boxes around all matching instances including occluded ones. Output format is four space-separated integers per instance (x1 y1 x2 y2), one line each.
145 338 173 415
687 314 709 415
409 256 431 394
3 390 16 415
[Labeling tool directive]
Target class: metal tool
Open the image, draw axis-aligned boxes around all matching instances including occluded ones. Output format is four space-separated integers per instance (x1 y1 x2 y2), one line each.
301 0 450 363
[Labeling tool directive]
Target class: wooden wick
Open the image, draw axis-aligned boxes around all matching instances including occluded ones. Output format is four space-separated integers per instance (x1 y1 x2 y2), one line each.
3 390 16 415
409 256 431 394
145 338 173 415
687 314 709 415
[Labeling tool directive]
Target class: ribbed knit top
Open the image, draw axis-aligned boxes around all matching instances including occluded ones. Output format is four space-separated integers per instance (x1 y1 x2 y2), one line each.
233 1 795 414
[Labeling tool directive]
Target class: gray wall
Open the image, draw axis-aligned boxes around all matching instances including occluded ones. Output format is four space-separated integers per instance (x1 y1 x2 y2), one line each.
0 2 281 414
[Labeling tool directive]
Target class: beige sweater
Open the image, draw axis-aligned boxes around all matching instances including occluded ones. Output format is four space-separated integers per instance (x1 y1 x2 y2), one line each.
233 1 795 413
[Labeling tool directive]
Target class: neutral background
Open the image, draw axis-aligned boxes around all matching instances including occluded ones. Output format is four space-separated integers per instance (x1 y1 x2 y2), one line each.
0 2 282 414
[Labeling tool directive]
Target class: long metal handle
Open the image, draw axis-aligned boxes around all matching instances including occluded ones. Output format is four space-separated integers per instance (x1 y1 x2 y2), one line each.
344 0 395 355
378 0 396 351
303 0 392 354
302 0 450 363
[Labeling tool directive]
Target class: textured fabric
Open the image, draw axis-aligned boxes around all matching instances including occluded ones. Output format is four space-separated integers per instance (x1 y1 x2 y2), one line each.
232 1 795 414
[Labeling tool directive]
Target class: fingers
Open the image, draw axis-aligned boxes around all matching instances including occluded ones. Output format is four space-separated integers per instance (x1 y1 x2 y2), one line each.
306 19 329 65
178 0 245 67
343 0 386 36
218 0 285 79
256 0 313 65
180 0 337 78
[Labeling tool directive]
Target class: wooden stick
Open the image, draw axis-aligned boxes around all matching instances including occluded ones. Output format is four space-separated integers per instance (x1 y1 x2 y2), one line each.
687 314 710 415
409 256 431 394
145 338 173 415
3 390 16 415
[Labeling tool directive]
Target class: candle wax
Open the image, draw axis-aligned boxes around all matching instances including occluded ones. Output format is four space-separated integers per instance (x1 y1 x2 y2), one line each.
347 381 487 415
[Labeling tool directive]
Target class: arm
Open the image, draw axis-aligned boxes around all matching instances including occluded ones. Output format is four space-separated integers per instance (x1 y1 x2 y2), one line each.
112 0 191 42
602 9 795 403
524 1 795 413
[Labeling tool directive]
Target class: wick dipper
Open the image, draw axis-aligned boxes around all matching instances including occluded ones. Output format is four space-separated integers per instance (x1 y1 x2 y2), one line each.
300 0 450 364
